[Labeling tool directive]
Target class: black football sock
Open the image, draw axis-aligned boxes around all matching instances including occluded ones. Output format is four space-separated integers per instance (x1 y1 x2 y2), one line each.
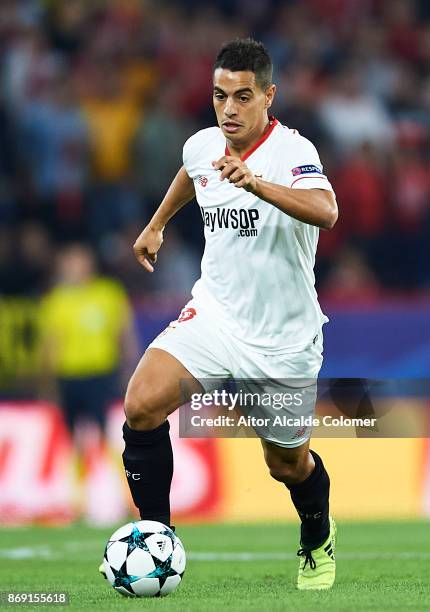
288 450 330 549
122 420 173 526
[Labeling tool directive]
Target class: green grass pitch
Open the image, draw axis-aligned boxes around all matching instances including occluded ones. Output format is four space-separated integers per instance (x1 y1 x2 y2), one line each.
1 521 429 611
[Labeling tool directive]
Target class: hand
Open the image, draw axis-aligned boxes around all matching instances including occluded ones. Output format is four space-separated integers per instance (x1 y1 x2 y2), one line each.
212 156 257 192
133 224 164 273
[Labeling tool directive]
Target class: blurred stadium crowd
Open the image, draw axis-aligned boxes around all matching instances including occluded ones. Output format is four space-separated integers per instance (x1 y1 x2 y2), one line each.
1 1 429 527
0 0 430 300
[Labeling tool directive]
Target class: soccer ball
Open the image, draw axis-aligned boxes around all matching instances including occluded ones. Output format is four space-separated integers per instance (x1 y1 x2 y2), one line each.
103 520 186 597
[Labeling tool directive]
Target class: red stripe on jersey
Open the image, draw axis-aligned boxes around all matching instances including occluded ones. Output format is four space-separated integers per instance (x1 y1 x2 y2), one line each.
225 117 278 161
291 175 327 187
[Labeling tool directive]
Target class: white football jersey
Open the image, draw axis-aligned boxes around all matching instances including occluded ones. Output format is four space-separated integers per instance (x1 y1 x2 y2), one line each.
182 118 334 354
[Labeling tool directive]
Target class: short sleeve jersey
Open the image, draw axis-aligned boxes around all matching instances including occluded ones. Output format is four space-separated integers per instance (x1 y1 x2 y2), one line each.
182 118 334 354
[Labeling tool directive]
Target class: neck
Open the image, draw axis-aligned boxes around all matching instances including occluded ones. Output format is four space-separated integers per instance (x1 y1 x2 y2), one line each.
227 114 272 158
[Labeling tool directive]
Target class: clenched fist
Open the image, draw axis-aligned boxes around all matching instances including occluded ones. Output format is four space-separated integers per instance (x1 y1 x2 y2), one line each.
212 156 258 192
133 225 164 273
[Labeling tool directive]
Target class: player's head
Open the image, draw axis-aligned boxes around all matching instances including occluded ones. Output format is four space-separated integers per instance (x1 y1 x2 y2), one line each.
56 243 96 285
213 38 276 144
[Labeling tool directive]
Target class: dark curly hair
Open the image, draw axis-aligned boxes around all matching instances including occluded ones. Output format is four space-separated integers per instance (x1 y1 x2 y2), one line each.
214 38 273 90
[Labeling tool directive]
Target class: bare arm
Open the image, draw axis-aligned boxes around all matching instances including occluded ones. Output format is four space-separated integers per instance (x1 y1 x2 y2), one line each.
249 180 337 229
212 156 338 230
134 166 195 272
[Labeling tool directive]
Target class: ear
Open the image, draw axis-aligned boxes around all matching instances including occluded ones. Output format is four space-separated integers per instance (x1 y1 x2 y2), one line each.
264 84 276 109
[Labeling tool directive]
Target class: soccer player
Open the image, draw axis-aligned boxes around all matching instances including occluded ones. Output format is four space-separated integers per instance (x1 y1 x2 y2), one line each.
111 38 338 590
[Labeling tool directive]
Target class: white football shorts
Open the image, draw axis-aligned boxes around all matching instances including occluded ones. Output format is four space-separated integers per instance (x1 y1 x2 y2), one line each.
148 298 324 448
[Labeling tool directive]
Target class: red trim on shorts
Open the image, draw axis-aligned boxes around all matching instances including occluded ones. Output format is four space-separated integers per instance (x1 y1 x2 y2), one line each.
224 116 278 161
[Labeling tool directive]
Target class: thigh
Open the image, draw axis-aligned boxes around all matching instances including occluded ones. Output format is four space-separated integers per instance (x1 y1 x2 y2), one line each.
127 347 204 418
126 303 236 428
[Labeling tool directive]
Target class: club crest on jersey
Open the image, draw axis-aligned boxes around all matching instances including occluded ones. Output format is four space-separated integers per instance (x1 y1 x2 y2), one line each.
291 165 322 176
198 175 208 187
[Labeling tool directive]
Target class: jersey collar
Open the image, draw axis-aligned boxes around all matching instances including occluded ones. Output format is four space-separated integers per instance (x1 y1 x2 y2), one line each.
224 116 278 162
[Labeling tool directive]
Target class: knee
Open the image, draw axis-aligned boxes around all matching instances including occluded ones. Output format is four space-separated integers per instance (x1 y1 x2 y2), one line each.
124 381 165 430
267 456 307 487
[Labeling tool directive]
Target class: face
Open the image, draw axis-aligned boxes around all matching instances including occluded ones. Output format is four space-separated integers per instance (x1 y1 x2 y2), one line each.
57 246 95 285
213 68 276 146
